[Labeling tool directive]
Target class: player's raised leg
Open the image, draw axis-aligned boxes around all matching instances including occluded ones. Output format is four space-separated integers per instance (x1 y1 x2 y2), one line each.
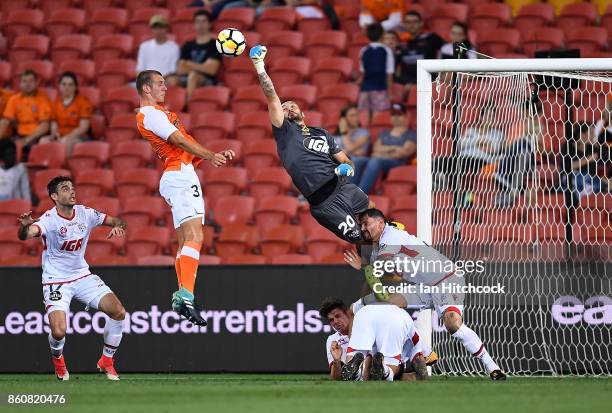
96 292 126 381
48 310 69 381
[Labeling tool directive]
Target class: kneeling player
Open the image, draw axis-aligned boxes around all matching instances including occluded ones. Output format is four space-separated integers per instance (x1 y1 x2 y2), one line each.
17 176 128 381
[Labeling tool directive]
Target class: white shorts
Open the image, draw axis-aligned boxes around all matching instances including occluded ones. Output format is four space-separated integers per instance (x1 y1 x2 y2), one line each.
348 304 412 366
159 163 205 229
42 274 112 314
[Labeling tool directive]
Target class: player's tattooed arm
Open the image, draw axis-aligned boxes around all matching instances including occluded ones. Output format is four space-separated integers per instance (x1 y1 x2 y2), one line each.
17 211 40 240
258 72 284 128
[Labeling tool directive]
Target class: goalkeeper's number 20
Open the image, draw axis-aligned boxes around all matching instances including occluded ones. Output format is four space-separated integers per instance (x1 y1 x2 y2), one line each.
338 215 356 235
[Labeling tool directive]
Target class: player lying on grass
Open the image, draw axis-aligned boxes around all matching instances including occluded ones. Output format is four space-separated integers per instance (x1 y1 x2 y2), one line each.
17 176 127 381
344 208 507 380
319 297 431 381
249 44 375 244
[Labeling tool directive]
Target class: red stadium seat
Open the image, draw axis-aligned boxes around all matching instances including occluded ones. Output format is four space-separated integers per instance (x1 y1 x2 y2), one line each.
254 195 299 235
514 3 555 32
171 8 199 38
51 34 93 65
35 198 55 216
428 4 469 36
255 7 297 33
0 199 32 227
557 2 598 28
14 60 54 88
92 34 134 68
9 35 49 66
523 28 564 57
0 226 28 258
102 86 139 120
279 85 317 110
46 8 86 42
75 169 114 198
28 143 67 170
389 195 418 227
90 114 106 140
224 254 267 264
260 225 304 259
470 3 512 32
0 62 11 87
57 60 96 86
316 83 359 118
110 141 153 173
382 165 417 196
115 168 160 199
88 8 129 40
215 224 259 258
192 112 235 144
124 0 157 16
203 168 247 210
320 253 345 264
121 196 165 230
213 7 256 32
271 254 313 264
199 255 222 265
79 87 100 110
83 0 115 16
311 57 353 90
248 167 292 204
137 255 175 266
305 31 348 63
188 86 230 115
243 140 280 176
369 195 391 216
269 57 312 91
305 225 343 262
566 27 608 55
297 18 331 37
68 141 110 174
369 111 392 141
235 111 272 143
84 196 120 217
33 169 70 200
231 85 267 115
97 59 137 95
4 10 44 43
223 58 258 93
263 31 304 64
213 196 255 226
478 29 521 56
126 226 170 261
107 113 139 147
165 87 187 113
128 8 171 37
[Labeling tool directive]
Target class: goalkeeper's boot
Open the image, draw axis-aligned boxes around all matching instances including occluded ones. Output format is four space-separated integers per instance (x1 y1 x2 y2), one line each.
489 370 507 381
97 355 120 381
341 353 365 381
51 355 69 381
425 350 439 366
368 352 386 381
172 288 208 327
363 265 389 302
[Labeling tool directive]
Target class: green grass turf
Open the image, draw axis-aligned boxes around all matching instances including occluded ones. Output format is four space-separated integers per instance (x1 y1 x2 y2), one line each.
0 374 610 413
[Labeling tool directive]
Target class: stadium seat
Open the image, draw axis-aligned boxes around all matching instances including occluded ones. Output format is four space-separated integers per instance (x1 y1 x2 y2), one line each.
523 28 564 57
46 8 86 42
305 226 343 262
470 3 512 32
279 85 317 110
428 4 469 36
514 3 555 32
347 32 368 70
213 7 256 32
83 0 115 16
90 114 106 140
243 140 280 176
478 29 521 56
255 7 297 33
213 196 255 227
0 199 32 227
106 113 139 147
84 196 120 217
557 2 598 28
231 85 267 115
254 195 299 235
67 141 110 174
297 17 331 36
566 27 609 55
121 196 165 230
215 224 259 258
124 0 158 15
263 31 304 65
137 255 175 266
339 2 360 35
103 86 139 120
311 57 353 90
192 112 235 144
9 35 49 66
0 226 29 258
271 254 313 264
203 168 247 210
4 10 44 43
164 87 186 113
28 142 67 170
76 168 114 198
126 226 170 261
88 8 129 40
369 111 392 141
128 8 171 37
40 0 72 16
97 59 137 95
235 111 272 143
57 59 96 86
0 62 11 87
92 34 134 68
305 31 348 63
32 168 70 200
248 168 293 204
368 195 391 216
110 141 153 173
188 86 230 115
223 58 258 93
269 57 312 91
316 83 359 118
34 198 55 216
224 254 267 264
260 225 304 259
14 60 53 88
382 165 417 196
115 168 160 200
389 194 418 227
304 111 323 127
198 254 221 265
320 253 345 264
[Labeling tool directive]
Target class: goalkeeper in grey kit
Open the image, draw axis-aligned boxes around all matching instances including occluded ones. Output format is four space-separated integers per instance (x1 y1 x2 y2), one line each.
249 44 375 244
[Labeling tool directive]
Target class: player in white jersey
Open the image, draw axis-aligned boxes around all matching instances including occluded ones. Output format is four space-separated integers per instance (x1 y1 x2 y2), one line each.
17 176 128 381
344 208 506 380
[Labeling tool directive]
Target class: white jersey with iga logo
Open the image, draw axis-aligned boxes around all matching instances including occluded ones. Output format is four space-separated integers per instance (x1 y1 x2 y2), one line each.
325 330 350 366
33 205 106 285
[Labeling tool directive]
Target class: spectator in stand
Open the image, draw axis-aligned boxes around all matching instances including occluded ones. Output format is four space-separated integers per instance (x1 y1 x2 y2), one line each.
358 23 394 119
396 11 445 88
39 72 93 154
0 70 51 159
335 104 371 185
440 22 477 59
0 88 14 139
356 103 416 194
166 10 222 99
0 139 30 201
359 0 403 31
563 124 606 204
136 15 180 77
382 30 404 84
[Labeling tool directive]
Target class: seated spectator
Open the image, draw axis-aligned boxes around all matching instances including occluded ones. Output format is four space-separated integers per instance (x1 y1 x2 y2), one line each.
0 70 51 159
40 72 93 154
0 139 30 201
334 104 371 184
166 10 222 99
440 22 477 59
359 0 403 31
356 103 416 194
0 88 14 139
359 23 394 118
136 15 180 77
396 11 445 88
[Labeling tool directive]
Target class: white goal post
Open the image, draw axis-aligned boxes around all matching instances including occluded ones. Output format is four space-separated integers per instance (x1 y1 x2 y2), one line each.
416 58 612 376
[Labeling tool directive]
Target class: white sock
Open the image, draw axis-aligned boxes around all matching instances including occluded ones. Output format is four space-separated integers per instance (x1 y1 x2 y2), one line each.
383 365 394 382
103 318 123 358
452 324 500 372
48 333 65 357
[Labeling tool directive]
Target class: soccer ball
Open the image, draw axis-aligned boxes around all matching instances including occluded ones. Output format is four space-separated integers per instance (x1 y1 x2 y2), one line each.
216 28 246 57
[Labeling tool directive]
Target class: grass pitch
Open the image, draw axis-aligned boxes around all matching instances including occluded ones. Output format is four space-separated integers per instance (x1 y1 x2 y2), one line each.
1 374 610 413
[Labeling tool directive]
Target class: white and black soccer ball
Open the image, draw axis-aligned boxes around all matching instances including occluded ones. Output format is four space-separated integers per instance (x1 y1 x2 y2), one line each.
216 28 246 57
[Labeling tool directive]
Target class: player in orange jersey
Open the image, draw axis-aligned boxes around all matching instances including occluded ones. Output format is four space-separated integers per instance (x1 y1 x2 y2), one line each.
136 70 235 326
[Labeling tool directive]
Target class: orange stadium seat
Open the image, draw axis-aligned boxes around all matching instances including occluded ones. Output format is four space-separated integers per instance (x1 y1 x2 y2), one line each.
188 86 230 115
192 112 235 144
231 85 267 114
305 225 343 262
79 86 101 109
46 8 86 42
126 226 170 261
248 167 293 203
235 111 272 142
107 113 139 147
97 59 137 94
368 195 391 216
279 85 317 110
0 199 32 227
85 196 121 217
128 8 171 37
137 255 175 266
428 4 469 36
115 168 160 200
33 169 70 200
9 35 49 66
557 2 598 28
311 57 353 90
213 7 256 32
514 3 555 32
269 57 312 91
470 3 512 32
254 195 299 235
478 29 521 56
215 224 259 258
255 7 297 33
51 35 93 66
57 60 96 86
68 141 110 174
213 196 255 226
102 86 139 119
382 165 417 196
243 140 280 175
4 10 44 43
14 60 54 87
224 254 267 264
566 27 609 55
92 34 134 67
316 83 359 118
206 139 243 163
523 28 564 57
28 143 67 170
121 196 165 230
165 87 187 113
271 254 313 264
260 225 304 259
110 141 153 172
305 31 348 62
76 168 114 198
88 8 129 40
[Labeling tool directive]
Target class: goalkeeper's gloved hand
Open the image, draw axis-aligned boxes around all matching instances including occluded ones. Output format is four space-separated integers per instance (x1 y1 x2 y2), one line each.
335 163 354 177
249 44 268 74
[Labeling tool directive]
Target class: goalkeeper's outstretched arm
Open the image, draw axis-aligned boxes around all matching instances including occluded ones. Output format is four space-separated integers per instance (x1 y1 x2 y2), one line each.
250 45 284 128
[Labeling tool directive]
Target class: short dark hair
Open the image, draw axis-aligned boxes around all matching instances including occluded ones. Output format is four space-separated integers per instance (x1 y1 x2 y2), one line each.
47 176 73 198
193 9 211 22
319 297 348 320
21 69 38 80
136 70 163 95
361 208 386 221
405 11 422 21
366 23 384 42
58 71 79 93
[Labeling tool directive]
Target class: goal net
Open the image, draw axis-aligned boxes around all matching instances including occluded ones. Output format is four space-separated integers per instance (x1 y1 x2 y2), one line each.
416 58 612 376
